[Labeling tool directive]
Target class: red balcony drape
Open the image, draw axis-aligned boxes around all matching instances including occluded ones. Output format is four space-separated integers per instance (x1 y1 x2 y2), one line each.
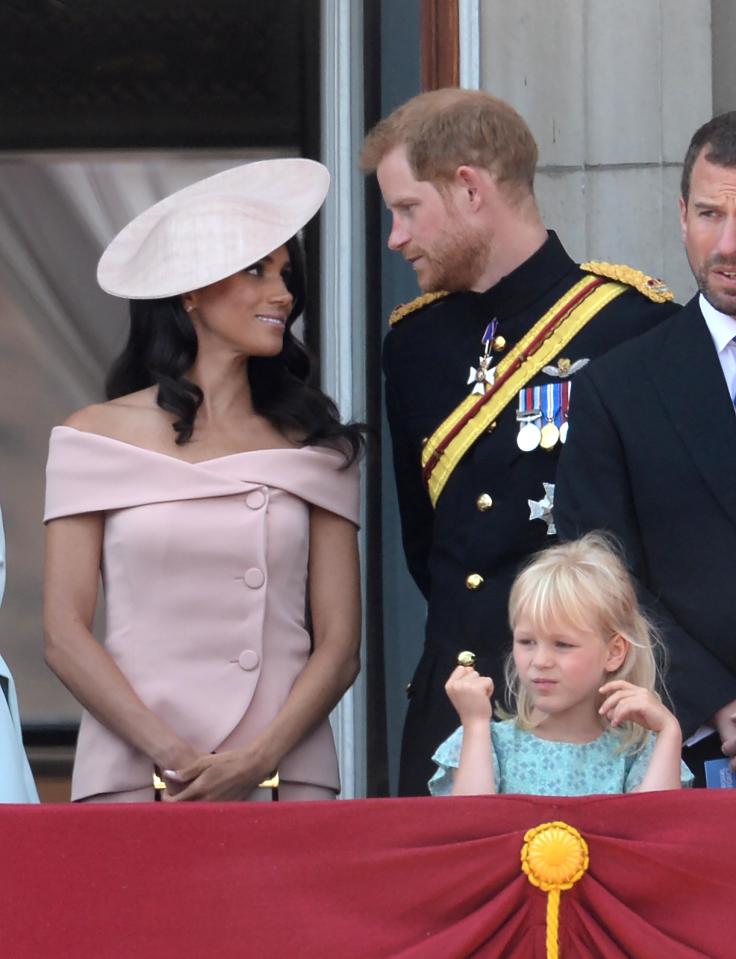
2 792 731 958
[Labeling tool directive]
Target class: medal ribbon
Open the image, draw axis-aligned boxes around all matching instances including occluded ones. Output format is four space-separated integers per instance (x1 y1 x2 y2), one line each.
421 277 628 506
561 381 571 423
547 385 557 426
482 319 498 348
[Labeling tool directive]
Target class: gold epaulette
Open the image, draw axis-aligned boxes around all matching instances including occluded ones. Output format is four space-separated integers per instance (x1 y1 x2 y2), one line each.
388 291 450 326
581 261 674 303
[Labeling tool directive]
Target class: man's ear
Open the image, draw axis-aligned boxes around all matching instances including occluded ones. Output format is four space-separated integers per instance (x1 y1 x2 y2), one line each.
678 196 688 243
604 634 629 673
454 165 485 211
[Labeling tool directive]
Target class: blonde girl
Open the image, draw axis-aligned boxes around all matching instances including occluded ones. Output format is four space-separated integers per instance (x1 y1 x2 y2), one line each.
429 533 692 796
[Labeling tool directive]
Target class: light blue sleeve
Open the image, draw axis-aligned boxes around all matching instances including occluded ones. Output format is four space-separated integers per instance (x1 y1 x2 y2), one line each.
679 760 695 788
624 733 695 791
0 508 40 803
428 726 464 796
0 656 40 803
428 723 500 796
0 505 5 606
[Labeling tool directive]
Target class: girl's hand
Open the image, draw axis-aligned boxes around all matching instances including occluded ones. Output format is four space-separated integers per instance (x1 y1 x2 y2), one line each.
445 666 494 725
162 747 271 802
599 680 679 734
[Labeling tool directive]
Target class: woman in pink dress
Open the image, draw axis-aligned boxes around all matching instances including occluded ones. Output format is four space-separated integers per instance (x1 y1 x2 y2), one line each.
43 159 364 802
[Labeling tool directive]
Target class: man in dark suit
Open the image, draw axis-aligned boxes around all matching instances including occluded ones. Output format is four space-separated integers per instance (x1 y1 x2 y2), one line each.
556 112 736 786
361 88 680 795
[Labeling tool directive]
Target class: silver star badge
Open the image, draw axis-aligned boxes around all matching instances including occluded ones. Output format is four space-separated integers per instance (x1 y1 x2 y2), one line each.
528 482 556 535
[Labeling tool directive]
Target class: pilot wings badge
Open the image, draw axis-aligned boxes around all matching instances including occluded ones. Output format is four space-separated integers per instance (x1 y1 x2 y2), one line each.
542 357 589 378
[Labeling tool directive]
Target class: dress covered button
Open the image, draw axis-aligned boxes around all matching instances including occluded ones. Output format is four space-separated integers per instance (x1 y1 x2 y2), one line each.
238 649 260 671
244 567 265 588
245 489 266 510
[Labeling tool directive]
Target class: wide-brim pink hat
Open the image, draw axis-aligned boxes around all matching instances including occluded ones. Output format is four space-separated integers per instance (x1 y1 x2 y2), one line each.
97 157 330 300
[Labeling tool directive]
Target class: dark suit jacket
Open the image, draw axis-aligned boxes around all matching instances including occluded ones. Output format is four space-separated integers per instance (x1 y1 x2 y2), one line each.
556 296 736 736
383 233 680 795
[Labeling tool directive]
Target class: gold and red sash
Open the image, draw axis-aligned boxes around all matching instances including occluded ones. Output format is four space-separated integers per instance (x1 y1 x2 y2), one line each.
421 275 627 507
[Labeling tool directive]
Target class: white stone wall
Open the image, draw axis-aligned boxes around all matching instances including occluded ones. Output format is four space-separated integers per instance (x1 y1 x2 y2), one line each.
478 0 714 303
712 0 736 114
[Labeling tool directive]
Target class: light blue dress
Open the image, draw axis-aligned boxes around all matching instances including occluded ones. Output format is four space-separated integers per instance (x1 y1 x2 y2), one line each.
0 507 40 803
429 719 694 796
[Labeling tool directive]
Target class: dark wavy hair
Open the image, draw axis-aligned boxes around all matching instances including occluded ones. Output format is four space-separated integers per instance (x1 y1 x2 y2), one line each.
105 235 365 463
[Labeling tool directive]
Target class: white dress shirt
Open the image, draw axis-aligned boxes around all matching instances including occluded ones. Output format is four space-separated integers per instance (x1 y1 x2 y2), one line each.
699 293 736 406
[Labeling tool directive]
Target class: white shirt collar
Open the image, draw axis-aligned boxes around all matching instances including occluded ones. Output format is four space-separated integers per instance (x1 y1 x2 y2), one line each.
699 293 736 354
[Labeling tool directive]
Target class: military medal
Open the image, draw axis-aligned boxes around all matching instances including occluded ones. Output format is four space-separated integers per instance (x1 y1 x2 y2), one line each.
467 354 495 394
516 386 542 451
467 319 498 395
559 381 571 443
539 424 558 449
539 384 560 450
516 417 542 453
517 421 541 452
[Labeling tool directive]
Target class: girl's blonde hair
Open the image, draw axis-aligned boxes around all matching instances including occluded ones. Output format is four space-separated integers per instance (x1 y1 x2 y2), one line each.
503 532 666 753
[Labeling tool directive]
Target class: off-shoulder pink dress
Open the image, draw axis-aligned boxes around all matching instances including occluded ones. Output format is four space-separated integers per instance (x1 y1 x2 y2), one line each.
44 426 360 801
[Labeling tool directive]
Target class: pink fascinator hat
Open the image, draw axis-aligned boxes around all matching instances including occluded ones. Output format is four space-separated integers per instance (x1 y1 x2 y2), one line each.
97 157 330 299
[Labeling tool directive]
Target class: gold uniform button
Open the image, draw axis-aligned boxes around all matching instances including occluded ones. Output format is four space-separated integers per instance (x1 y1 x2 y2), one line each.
457 650 477 667
476 493 493 511
465 573 484 590
492 335 506 352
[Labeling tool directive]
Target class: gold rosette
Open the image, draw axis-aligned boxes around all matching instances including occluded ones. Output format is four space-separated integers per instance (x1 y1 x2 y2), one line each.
521 821 589 959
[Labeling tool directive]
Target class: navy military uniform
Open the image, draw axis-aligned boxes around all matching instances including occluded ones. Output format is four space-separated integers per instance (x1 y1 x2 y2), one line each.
383 231 680 796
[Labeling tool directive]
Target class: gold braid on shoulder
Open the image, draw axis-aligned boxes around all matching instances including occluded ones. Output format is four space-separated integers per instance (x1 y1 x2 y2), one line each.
581 261 674 303
389 291 450 326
